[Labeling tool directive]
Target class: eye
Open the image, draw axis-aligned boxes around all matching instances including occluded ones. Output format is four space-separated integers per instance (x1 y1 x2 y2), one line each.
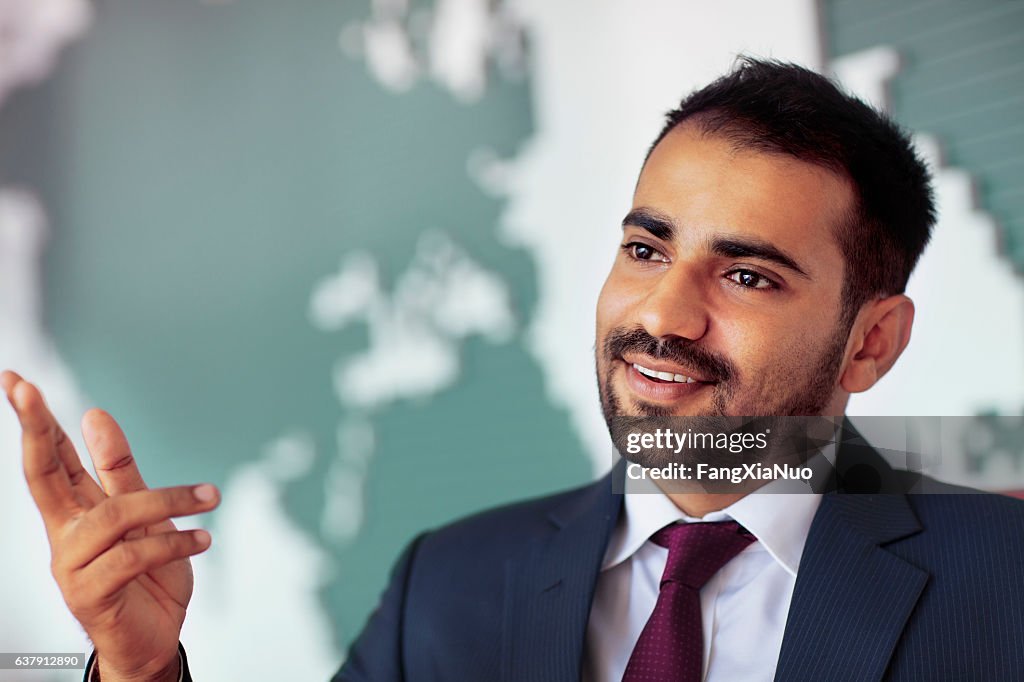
621 241 669 263
725 269 776 290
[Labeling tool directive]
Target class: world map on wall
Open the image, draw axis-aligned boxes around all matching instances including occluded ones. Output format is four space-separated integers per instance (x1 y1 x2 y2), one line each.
0 1 591 676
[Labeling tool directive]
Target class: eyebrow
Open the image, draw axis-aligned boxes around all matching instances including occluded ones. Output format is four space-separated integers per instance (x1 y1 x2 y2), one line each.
622 207 811 279
711 237 811 279
622 208 675 241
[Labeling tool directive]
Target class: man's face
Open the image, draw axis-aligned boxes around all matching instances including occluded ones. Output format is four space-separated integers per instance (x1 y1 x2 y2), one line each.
596 124 856 421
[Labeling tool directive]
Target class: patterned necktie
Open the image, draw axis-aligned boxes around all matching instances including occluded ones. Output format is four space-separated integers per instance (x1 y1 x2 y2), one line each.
621 521 756 682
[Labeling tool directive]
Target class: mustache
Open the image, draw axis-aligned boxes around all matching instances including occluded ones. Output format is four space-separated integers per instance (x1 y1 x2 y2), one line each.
602 327 736 383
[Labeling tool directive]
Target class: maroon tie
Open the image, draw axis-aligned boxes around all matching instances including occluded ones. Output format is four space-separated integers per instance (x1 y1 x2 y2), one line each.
621 521 755 682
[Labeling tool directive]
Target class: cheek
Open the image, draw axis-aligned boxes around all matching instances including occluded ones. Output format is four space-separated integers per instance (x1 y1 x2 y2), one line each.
596 267 640 334
718 311 835 386
713 313 796 384
712 307 772 353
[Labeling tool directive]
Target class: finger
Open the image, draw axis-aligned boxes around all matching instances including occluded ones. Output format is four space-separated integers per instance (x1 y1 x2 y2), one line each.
82 409 149 496
74 529 211 604
10 380 81 526
55 416 106 508
82 409 156 538
8 375 105 509
61 484 219 569
2 369 23 396
30 390 105 507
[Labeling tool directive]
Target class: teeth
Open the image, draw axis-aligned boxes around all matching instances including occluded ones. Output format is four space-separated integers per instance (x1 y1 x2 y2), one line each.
633 363 695 384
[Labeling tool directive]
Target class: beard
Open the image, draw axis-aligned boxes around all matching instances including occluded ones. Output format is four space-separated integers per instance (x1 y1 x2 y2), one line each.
597 323 850 473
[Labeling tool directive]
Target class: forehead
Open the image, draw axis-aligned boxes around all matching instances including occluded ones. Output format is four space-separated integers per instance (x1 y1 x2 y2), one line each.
635 124 853 278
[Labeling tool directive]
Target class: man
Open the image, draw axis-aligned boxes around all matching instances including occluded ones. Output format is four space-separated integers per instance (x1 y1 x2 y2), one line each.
5 58 1024 682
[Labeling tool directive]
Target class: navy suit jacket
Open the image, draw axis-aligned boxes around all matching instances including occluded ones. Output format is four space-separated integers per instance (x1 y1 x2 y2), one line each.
109 436 1024 681
333 441 1024 681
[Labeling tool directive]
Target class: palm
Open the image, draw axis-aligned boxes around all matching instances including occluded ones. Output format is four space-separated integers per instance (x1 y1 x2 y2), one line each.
134 517 195 617
88 527 195 666
86 557 193 672
68 486 198 676
136 536 194 615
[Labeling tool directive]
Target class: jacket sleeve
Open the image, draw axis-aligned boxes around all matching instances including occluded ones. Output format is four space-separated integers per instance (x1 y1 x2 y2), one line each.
331 533 427 682
83 642 192 682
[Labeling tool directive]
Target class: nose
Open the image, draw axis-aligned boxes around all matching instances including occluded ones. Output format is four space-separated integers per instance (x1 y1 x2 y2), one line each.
636 265 709 342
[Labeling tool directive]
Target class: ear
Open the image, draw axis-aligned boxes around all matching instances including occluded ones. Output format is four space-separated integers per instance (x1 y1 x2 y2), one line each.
840 294 915 394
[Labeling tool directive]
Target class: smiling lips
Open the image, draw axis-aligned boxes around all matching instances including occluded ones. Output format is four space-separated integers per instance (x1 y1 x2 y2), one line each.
632 362 699 384
622 358 714 402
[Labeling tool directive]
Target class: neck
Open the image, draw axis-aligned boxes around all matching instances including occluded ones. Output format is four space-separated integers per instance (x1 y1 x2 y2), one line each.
658 489 748 518
650 414 847 516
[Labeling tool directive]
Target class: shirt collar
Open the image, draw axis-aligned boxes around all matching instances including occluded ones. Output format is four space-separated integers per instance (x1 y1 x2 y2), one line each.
601 447 831 578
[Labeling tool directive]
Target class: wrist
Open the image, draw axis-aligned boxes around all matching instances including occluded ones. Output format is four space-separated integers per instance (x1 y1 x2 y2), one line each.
95 650 181 682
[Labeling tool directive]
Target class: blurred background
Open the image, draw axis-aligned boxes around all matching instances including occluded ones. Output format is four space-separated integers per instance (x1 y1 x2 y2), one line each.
1 0 1022 679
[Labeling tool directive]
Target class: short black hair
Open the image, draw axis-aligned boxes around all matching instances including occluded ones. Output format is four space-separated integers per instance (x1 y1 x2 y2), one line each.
648 57 936 326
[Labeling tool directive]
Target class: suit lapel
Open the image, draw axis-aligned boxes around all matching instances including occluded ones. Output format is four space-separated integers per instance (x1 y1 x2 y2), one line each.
500 433 929 681
502 462 624 682
775 442 929 682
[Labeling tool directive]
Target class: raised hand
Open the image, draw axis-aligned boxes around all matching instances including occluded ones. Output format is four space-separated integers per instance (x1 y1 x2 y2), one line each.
2 370 218 682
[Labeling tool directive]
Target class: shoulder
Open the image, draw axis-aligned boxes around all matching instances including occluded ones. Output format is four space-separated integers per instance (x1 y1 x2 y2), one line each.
335 480 611 680
889 490 1024 642
386 475 611 655
413 475 607 563
876 482 1024 580
907 484 1024 541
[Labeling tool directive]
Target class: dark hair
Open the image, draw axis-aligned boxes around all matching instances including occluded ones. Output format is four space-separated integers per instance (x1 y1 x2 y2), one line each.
648 57 936 327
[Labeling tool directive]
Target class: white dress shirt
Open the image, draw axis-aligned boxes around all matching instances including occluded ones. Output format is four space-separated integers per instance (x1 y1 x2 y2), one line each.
582 473 823 682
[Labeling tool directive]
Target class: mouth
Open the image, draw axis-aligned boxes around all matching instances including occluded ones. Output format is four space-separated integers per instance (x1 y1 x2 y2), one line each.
631 361 700 384
619 357 716 403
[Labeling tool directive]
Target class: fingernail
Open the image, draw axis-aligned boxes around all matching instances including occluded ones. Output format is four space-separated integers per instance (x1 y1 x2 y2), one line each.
194 484 218 503
193 529 211 547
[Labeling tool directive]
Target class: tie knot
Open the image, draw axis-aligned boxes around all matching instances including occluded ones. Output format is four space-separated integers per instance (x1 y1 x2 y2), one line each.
651 521 755 590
